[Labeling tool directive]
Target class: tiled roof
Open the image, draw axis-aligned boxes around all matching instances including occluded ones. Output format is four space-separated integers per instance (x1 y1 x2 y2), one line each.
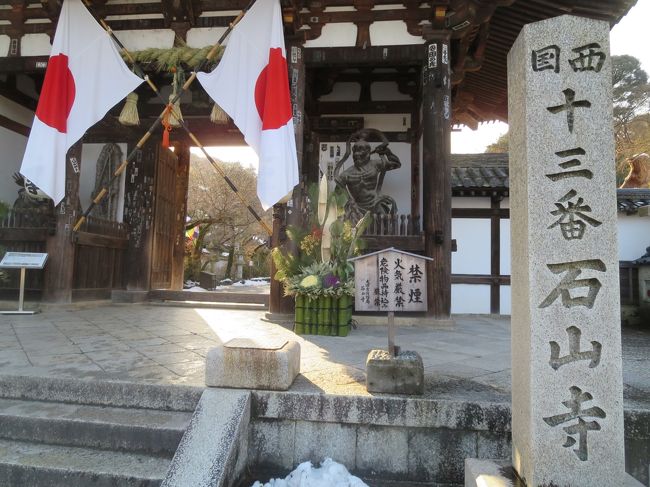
451 155 650 214
617 189 650 214
451 153 509 191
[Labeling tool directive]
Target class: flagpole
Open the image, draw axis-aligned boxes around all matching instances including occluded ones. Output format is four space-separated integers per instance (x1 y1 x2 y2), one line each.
73 0 273 237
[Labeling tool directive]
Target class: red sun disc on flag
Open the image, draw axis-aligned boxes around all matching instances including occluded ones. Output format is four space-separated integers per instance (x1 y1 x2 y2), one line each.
254 48 292 130
36 54 76 134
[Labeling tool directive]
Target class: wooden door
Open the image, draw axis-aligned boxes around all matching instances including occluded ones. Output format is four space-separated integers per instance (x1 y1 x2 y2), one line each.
150 147 177 289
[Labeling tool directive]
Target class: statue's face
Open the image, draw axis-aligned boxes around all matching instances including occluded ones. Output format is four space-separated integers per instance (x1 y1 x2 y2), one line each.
352 143 371 168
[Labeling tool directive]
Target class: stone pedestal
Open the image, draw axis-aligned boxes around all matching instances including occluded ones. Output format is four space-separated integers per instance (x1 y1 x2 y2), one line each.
366 350 423 395
205 338 300 391
507 15 625 486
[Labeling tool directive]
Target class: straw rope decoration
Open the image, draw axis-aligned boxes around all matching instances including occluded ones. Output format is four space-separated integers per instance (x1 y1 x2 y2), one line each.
74 0 272 237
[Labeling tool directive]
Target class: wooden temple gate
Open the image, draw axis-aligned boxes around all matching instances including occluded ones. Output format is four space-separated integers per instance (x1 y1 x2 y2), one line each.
0 0 634 313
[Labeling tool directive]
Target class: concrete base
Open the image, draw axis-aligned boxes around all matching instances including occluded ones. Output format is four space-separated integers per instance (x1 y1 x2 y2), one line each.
205 338 300 391
111 290 149 303
464 459 645 487
366 349 424 395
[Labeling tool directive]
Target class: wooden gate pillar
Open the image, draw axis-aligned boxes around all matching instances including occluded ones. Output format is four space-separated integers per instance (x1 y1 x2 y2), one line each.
43 142 82 303
422 34 452 319
269 39 306 314
171 140 190 290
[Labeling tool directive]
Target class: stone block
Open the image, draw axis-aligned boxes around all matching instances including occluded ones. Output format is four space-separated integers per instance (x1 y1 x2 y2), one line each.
408 429 477 483
476 432 511 460
294 420 356 468
365 349 423 395
356 425 408 479
205 338 300 391
161 389 250 487
249 419 295 471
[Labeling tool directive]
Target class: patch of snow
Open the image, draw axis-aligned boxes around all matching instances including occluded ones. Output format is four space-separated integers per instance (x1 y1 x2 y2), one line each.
233 279 269 287
186 286 207 292
251 458 368 487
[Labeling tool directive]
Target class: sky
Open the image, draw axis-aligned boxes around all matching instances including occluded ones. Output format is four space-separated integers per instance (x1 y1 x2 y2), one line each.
195 0 650 165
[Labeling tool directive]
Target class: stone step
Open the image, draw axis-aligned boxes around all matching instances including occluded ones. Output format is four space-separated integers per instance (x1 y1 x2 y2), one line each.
0 438 170 487
0 397 191 455
0 375 203 411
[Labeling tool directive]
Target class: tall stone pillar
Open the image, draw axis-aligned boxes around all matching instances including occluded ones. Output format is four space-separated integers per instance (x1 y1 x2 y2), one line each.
43 143 82 303
421 34 451 319
508 16 624 486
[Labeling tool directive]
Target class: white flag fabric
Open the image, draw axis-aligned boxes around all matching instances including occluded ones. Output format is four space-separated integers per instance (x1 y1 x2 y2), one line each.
20 0 143 205
197 0 299 210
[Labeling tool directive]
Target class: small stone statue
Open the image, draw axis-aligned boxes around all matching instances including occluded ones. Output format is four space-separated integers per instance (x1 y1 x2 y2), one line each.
334 129 401 222
11 173 53 228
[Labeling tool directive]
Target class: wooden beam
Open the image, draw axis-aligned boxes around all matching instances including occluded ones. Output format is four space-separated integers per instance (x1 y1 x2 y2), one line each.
0 56 49 73
73 232 128 249
0 114 29 136
0 81 37 110
490 195 501 314
452 207 509 218
451 274 510 285
316 100 414 115
305 45 425 66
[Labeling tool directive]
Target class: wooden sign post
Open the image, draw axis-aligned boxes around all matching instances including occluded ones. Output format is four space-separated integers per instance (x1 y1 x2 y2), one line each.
349 248 432 356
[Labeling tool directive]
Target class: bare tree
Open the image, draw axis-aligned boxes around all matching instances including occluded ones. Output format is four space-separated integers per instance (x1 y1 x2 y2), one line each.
185 154 271 280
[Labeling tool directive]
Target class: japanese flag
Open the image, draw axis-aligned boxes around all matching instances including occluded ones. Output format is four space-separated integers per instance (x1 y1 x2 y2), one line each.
20 0 143 205
197 0 299 210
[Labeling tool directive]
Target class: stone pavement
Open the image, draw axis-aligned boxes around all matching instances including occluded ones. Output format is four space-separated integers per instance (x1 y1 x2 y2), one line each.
0 304 647 408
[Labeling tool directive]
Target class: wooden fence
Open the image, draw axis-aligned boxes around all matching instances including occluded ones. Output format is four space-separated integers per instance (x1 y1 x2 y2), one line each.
362 213 425 252
0 209 129 300
0 208 53 294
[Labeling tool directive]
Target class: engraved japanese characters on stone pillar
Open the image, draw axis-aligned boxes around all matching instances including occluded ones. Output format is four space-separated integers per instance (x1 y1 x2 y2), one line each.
508 16 624 487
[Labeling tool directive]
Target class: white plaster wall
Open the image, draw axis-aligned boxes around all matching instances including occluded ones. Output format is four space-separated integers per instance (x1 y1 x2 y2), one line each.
618 214 650 261
113 29 174 51
371 81 411 101
0 127 27 206
304 24 357 48
0 35 9 57
369 21 424 46
362 113 410 132
187 27 228 48
451 217 490 275
319 82 361 102
20 34 52 56
451 284 490 314
80 143 127 222
500 217 511 275
452 196 491 209
500 285 512 315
